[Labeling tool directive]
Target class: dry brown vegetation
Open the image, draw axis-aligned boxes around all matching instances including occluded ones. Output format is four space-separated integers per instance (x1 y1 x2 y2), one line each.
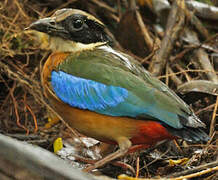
0 0 217 179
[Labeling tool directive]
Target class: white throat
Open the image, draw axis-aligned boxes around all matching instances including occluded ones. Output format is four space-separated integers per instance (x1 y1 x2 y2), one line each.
49 36 107 52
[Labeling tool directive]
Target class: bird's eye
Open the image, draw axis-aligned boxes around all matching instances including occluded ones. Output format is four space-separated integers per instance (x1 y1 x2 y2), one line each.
73 19 83 29
50 21 55 26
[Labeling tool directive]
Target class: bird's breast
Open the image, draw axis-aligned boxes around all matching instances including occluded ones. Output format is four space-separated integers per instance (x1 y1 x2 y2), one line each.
42 52 70 87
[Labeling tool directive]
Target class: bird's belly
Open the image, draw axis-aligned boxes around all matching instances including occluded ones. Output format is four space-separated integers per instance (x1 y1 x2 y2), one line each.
49 93 174 145
50 96 137 142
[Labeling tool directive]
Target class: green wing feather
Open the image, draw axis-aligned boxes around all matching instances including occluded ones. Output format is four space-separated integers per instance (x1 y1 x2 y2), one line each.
54 46 205 129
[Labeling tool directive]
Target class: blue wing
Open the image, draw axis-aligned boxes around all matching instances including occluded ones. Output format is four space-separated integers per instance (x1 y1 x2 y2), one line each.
51 70 181 128
51 71 128 110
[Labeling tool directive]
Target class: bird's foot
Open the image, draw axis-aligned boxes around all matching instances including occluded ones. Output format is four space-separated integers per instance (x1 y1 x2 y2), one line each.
74 155 135 173
82 143 151 173
83 148 128 172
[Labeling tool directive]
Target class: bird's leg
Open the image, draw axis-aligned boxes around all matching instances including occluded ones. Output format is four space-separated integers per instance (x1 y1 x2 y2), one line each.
74 142 135 173
83 137 132 172
83 149 127 172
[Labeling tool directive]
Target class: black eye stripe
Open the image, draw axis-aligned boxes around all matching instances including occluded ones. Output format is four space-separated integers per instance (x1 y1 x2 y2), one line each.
50 21 55 25
57 14 109 44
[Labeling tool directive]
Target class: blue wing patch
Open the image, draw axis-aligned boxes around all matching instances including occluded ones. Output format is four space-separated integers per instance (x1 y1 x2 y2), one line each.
51 70 182 128
51 71 128 110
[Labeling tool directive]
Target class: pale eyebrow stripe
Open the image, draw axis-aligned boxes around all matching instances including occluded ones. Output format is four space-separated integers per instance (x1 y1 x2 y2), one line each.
54 9 104 26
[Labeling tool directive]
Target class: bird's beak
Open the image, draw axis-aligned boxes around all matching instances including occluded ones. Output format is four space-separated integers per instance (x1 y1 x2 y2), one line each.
24 18 57 50
25 17 56 32
25 17 67 37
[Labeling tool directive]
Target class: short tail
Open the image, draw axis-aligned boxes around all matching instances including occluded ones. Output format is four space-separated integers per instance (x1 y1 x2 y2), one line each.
166 126 210 143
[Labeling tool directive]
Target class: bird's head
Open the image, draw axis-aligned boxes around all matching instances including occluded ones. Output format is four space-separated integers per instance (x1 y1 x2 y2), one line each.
26 9 111 52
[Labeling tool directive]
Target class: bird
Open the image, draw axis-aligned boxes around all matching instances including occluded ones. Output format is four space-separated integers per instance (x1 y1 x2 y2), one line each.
27 8 209 171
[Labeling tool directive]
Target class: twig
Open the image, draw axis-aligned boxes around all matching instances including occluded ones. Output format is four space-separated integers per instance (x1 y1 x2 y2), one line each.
149 0 185 76
113 161 135 174
146 146 171 167
159 69 218 79
209 95 218 137
14 0 29 19
25 103 38 133
118 174 163 180
186 1 218 20
170 47 194 62
119 165 218 179
195 103 215 115
136 156 139 178
0 60 82 142
90 0 117 14
168 67 182 86
46 0 78 16
135 7 157 51
10 83 29 134
177 80 218 96
195 49 218 83
183 29 218 83
184 8 209 39
129 0 160 52
0 70 29 132
166 161 218 178
23 92 29 129
165 63 169 86
175 64 191 82
170 166 218 180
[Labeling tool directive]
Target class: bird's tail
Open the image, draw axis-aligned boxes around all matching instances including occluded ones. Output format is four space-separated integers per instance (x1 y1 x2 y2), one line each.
166 126 210 143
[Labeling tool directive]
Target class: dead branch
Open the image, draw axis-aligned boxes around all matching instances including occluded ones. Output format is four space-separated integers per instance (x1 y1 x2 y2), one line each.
166 161 218 178
184 8 209 39
149 0 185 76
177 80 218 96
210 95 218 137
186 1 218 20
172 166 218 180
195 49 218 83
0 133 97 180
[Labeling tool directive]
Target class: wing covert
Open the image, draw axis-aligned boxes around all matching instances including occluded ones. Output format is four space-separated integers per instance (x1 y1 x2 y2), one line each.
49 47 205 129
51 70 182 129
51 71 128 111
